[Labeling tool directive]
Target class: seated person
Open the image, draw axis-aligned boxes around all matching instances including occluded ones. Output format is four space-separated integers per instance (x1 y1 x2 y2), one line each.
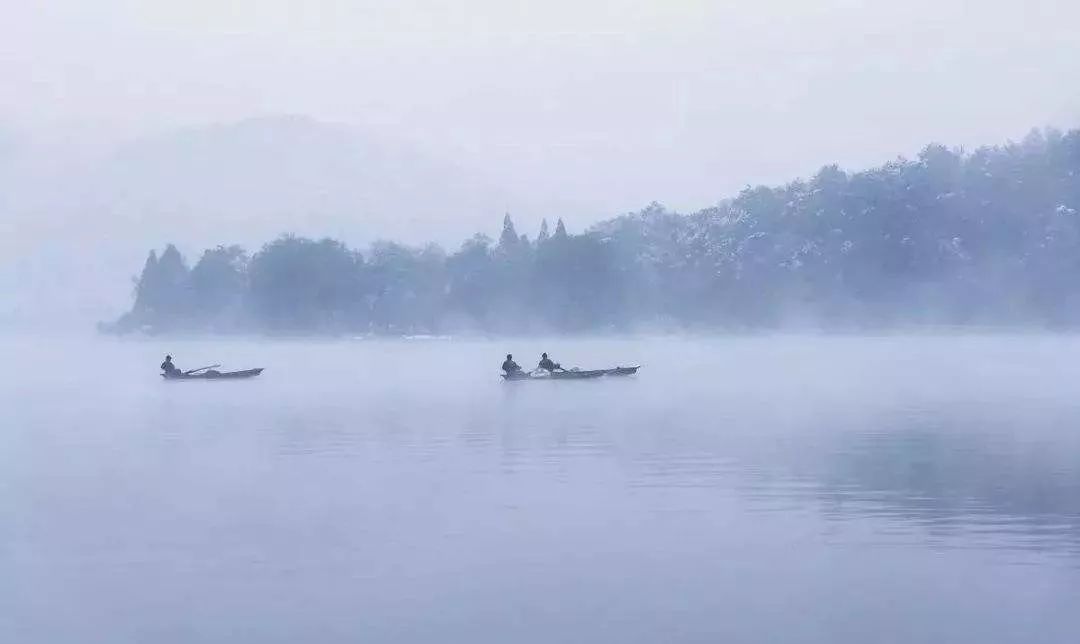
502 354 522 374
160 355 181 376
537 352 560 372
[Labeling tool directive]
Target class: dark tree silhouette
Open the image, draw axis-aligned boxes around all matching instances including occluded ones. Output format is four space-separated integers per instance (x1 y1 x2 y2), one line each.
537 218 550 243
554 218 568 240
189 245 248 329
498 213 520 248
106 126 1080 335
247 236 364 332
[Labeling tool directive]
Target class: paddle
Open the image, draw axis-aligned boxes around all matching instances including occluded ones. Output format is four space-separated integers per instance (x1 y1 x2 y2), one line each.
184 364 221 375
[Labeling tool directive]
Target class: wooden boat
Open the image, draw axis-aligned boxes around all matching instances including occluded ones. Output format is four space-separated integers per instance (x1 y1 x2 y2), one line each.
162 368 264 380
502 366 639 381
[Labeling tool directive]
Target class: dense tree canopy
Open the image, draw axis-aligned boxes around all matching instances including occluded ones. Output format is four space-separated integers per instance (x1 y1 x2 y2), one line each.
107 127 1080 334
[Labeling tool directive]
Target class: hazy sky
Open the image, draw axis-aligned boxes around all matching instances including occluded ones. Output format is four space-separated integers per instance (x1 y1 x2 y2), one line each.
3 0 1080 325
4 0 1079 213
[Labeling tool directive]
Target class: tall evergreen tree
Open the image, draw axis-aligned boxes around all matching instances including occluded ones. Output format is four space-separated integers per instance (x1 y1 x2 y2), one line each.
132 244 190 327
132 250 158 312
554 218 568 240
499 213 519 248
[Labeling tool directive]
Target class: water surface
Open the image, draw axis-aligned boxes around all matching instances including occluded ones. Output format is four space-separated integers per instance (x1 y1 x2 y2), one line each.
4 334 1080 643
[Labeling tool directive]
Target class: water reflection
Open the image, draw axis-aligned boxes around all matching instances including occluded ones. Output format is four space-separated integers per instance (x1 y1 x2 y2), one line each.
258 377 1080 558
813 416 1080 557
624 399 1080 557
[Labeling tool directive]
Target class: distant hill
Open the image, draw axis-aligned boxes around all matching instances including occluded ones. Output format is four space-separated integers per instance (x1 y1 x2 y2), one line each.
1 116 520 327
88 115 515 246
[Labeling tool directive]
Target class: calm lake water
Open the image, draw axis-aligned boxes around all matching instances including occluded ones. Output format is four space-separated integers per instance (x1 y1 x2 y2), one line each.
4 334 1080 643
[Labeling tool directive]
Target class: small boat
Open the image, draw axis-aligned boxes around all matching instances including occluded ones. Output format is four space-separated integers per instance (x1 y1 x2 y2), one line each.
162 368 264 380
502 366 639 381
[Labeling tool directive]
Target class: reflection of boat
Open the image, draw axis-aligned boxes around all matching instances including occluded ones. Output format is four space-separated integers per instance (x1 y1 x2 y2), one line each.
162 368 264 380
502 366 639 381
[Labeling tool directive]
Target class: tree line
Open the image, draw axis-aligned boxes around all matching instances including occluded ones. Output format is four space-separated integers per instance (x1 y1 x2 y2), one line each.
107 127 1080 334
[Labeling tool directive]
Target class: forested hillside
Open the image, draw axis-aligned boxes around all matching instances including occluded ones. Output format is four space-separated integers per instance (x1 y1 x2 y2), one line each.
107 127 1080 334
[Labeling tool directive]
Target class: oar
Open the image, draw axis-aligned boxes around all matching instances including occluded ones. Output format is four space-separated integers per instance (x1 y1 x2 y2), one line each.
184 364 221 375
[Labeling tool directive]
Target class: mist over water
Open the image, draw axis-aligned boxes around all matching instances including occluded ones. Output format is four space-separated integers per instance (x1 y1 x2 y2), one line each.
5 333 1080 643
5 2 1080 641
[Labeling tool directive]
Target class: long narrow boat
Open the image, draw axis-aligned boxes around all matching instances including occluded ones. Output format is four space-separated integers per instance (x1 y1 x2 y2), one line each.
502 366 639 381
162 368 264 381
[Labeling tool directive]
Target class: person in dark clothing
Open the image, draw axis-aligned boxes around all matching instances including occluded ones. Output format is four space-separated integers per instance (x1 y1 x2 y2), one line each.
537 353 560 372
160 355 180 376
502 354 522 375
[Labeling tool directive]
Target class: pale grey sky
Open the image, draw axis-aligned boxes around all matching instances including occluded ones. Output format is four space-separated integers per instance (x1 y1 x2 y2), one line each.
2 0 1080 323
4 1 1079 203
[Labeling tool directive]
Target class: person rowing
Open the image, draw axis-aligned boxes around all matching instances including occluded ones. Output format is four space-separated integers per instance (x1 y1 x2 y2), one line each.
502 354 522 375
160 355 181 376
537 352 561 372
